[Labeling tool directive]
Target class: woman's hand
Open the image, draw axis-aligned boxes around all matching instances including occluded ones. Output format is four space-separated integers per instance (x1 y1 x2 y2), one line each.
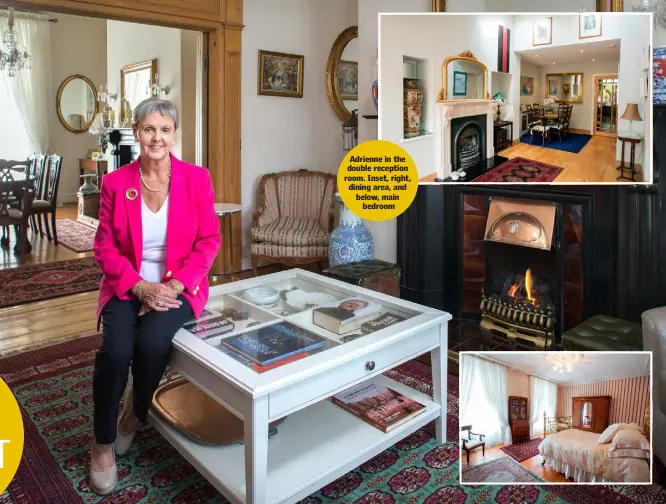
138 303 152 317
132 281 182 312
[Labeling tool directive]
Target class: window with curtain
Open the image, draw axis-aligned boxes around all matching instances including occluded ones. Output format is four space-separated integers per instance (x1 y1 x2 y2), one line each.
529 376 557 437
0 75 32 160
459 355 511 447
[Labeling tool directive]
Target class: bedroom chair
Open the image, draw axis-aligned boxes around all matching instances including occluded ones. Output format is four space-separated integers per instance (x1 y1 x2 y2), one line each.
460 424 486 465
642 307 666 475
250 169 336 275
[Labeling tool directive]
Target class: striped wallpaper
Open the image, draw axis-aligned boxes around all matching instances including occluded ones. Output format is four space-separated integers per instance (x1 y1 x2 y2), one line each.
556 376 650 427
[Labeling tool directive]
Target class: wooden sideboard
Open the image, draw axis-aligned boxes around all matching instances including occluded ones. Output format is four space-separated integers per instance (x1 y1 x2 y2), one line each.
509 395 530 442
571 395 611 433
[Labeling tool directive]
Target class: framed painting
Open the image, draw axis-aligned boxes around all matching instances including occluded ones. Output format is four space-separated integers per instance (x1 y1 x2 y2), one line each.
432 0 447 12
258 50 304 98
548 79 559 96
579 13 602 39
520 76 534 96
338 60 358 100
533 17 552 46
453 71 467 96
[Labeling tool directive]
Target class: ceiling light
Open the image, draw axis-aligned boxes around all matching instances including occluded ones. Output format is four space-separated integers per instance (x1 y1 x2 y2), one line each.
593 58 596 62
609 43 616 48
553 62 556 64
580 49 584 52
546 353 583 373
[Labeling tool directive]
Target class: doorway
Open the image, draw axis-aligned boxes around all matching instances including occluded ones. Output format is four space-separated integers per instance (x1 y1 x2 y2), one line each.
593 75 618 137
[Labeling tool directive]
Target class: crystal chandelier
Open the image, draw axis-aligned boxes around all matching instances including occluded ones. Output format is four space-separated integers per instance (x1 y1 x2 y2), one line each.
148 73 170 97
0 8 31 78
546 353 583 373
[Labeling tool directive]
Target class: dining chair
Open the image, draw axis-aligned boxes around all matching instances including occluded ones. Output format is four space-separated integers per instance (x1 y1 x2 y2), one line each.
528 108 550 146
26 153 47 236
27 154 62 246
0 179 34 264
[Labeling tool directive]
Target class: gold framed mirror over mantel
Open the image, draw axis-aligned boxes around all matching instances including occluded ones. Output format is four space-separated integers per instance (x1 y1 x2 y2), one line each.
326 25 358 122
438 50 489 102
120 59 158 125
546 72 584 104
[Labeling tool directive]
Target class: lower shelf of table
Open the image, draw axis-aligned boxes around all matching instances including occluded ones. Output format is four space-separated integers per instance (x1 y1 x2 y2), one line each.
148 374 443 504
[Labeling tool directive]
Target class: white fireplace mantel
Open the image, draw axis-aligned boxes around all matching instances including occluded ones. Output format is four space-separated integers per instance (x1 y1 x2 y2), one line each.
438 99 497 176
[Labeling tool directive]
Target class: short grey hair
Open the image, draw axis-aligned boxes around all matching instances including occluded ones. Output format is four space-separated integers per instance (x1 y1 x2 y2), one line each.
132 97 179 129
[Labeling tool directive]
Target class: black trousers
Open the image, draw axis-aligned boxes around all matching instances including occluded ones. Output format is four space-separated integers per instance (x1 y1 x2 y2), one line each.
92 296 193 444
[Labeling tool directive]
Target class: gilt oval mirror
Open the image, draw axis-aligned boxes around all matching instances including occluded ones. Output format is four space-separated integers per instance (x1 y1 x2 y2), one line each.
56 74 99 133
326 26 358 121
439 51 489 101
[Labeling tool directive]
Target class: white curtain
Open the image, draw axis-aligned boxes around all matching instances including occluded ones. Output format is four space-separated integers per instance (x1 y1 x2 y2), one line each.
460 355 511 447
529 376 558 437
0 14 52 153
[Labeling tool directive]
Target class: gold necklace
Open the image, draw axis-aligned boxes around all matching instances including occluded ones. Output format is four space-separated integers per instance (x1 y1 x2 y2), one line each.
139 156 171 193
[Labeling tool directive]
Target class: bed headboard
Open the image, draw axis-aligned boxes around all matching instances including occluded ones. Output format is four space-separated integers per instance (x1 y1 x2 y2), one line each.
543 412 572 437
643 400 651 442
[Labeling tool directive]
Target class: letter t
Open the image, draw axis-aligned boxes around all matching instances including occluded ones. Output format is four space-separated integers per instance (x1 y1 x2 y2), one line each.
0 440 8 469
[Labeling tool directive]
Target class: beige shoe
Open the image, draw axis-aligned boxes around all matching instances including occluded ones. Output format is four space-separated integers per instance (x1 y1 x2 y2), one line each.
114 387 137 456
89 443 117 495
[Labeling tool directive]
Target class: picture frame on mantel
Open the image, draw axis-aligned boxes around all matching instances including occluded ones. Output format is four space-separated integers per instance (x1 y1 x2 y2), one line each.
533 17 552 46
432 0 448 12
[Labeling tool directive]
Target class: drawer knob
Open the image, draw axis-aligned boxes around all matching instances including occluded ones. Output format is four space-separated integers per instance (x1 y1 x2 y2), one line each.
366 361 375 371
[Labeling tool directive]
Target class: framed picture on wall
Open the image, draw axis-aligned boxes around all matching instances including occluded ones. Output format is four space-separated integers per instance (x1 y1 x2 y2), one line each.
431 0 447 12
521 76 534 96
579 13 603 39
453 71 467 96
533 17 552 46
257 50 304 98
338 60 358 100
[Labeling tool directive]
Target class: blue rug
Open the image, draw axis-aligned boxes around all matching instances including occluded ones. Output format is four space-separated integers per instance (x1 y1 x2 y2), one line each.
520 132 592 154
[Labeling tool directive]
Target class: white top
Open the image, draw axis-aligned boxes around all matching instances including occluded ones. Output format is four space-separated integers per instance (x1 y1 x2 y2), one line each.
214 202 242 216
140 194 169 283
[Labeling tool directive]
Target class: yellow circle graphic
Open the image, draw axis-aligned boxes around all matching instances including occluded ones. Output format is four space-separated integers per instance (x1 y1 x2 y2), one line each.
0 378 23 494
337 140 418 222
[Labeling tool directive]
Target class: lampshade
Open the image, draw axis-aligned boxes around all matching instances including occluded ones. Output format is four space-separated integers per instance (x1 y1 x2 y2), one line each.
620 103 642 122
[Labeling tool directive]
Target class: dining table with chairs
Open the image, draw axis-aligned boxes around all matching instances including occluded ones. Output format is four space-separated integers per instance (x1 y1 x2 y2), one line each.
524 103 573 146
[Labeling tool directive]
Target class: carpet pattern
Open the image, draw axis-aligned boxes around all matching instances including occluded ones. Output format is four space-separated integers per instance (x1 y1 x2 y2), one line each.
500 437 544 463
471 157 563 182
520 132 593 154
1 335 666 503
461 456 544 483
55 219 97 253
0 258 102 309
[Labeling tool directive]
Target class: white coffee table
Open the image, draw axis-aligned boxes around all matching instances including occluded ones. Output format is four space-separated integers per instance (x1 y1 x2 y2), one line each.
148 268 450 504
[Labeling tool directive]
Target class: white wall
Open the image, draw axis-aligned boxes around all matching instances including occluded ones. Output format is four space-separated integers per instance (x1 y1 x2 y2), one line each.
106 21 187 160
520 60 541 105
49 13 107 204
513 14 621 51
240 0 358 270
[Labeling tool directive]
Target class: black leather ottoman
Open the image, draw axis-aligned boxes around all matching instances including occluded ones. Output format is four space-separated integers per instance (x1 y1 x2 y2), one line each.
562 315 643 351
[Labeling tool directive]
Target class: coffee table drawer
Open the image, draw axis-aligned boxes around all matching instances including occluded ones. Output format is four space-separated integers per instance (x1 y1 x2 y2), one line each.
268 326 440 419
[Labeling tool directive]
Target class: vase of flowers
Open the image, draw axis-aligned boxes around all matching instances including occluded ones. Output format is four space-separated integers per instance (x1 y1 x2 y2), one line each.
328 193 374 267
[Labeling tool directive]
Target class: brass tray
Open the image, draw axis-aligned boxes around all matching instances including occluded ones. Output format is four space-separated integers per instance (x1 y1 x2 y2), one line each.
152 377 285 446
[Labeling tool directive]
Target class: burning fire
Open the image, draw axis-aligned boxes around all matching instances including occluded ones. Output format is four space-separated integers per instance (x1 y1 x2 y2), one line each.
507 268 539 306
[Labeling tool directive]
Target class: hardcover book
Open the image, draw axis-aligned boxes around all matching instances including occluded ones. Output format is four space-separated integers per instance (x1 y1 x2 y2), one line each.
360 312 408 334
221 321 328 366
183 315 234 340
313 298 382 334
331 380 426 432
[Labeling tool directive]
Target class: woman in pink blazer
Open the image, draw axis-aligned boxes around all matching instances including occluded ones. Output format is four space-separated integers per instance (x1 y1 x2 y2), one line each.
89 98 221 494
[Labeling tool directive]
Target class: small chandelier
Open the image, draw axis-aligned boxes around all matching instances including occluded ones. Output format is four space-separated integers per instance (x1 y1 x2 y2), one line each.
0 8 31 78
148 73 170 97
546 353 583 373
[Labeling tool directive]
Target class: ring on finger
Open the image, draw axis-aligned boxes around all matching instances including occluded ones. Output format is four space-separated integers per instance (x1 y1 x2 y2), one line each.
156 300 164 307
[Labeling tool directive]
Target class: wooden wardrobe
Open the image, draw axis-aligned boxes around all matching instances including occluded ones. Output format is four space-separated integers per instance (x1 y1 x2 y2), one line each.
508 396 530 442
572 396 611 433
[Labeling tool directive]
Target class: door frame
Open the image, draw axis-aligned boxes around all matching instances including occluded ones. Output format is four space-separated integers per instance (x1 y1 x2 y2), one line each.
593 74 619 138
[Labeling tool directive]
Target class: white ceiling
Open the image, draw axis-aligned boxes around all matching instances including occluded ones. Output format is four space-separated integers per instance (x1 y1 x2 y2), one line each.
517 39 621 67
471 352 650 385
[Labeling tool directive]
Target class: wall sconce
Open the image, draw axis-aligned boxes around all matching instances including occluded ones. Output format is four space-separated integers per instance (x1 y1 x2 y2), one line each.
342 109 358 151
149 73 170 96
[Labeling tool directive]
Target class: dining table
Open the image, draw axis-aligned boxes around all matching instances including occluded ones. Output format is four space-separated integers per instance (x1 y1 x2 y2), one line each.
0 161 36 257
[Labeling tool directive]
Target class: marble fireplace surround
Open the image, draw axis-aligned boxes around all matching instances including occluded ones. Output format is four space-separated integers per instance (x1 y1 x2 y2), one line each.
439 99 497 176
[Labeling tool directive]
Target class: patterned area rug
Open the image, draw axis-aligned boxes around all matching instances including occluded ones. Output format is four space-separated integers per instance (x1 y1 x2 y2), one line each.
520 132 593 154
1 336 666 504
55 219 97 253
500 437 544 463
471 157 563 182
0 257 102 308
461 456 544 483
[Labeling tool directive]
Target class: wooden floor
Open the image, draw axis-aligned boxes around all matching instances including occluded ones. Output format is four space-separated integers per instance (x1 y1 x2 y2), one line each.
0 205 297 356
461 438 570 483
499 133 645 183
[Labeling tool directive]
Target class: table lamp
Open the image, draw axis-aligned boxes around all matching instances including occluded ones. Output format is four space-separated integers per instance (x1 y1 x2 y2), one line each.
620 103 642 137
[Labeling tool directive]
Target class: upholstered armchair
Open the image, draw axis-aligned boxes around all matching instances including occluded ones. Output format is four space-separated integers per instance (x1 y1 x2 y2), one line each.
251 169 336 275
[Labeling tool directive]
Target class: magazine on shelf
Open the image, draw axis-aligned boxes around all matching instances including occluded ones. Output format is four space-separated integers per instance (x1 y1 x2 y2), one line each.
312 298 383 334
331 380 426 432
220 321 329 366
183 314 234 340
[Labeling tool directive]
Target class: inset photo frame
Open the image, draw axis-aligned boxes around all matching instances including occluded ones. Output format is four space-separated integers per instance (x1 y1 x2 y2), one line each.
533 17 552 46
257 50 304 98
579 13 603 39
453 71 467 96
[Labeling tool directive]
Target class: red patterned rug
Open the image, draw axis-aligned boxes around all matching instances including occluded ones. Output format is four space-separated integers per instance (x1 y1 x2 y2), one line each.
461 456 543 483
55 219 97 253
0 257 101 308
472 157 563 182
500 437 544 462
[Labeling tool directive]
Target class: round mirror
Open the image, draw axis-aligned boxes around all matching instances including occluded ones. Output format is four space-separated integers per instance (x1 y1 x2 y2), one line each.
439 51 489 101
56 74 99 133
326 26 358 121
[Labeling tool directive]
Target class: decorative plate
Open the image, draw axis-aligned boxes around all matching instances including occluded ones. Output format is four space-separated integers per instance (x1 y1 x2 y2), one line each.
243 287 279 305
285 289 337 311
654 47 666 104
